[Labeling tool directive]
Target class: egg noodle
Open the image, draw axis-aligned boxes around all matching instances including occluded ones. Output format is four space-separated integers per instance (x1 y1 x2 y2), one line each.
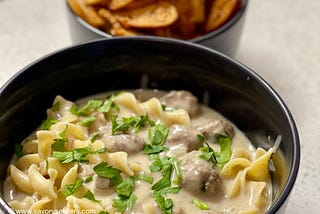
3 90 281 214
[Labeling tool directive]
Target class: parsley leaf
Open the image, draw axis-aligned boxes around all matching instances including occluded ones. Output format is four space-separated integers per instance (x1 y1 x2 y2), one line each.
84 190 100 202
60 178 83 196
93 162 123 186
52 147 92 163
143 124 169 155
138 174 153 184
215 134 232 168
79 117 96 127
41 117 57 130
98 94 119 113
148 124 169 146
192 198 209 210
153 191 173 214
84 175 93 183
198 134 232 168
71 99 103 116
113 194 137 212
14 144 23 158
111 115 155 135
116 177 135 197
51 127 67 152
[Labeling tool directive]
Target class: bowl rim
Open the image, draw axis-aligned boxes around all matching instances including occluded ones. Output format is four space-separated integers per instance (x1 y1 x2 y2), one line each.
0 36 299 214
65 0 248 42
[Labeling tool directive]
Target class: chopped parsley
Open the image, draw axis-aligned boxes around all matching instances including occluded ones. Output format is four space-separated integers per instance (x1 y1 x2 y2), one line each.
51 127 67 152
142 125 169 155
84 190 100 202
192 198 210 210
198 134 232 168
60 178 83 196
113 194 137 212
41 117 57 130
153 191 174 214
138 174 153 184
148 155 182 214
111 115 155 135
93 162 123 186
14 143 23 158
71 99 103 116
79 117 96 127
84 175 93 183
71 93 119 117
52 147 92 163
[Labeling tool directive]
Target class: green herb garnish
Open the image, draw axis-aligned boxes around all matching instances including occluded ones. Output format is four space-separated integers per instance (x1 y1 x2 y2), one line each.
14 143 23 158
41 117 58 130
51 127 67 152
113 194 137 212
93 162 123 186
111 115 155 135
60 178 83 196
192 198 210 210
79 117 96 127
142 124 169 155
84 190 100 202
138 174 153 184
198 134 232 168
52 147 92 163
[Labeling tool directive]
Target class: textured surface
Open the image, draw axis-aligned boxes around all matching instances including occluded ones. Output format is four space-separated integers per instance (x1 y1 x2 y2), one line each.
0 0 319 213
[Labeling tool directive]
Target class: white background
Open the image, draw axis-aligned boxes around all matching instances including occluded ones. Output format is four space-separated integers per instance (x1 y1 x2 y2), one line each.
1 0 320 213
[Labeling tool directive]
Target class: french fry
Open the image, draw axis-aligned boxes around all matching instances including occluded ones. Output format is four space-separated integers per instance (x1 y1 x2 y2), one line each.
205 0 240 32
114 1 178 28
67 0 85 18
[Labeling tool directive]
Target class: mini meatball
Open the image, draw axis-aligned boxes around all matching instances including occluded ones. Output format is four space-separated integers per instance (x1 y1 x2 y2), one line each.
180 151 223 194
160 90 199 117
166 125 202 151
102 134 146 154
197 119 234 140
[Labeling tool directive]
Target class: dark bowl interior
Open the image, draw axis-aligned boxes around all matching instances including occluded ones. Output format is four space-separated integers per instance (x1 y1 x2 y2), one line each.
0 37 299 213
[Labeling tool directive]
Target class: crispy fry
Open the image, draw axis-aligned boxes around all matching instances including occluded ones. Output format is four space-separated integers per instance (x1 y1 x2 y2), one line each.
114 1 178 29
85 0 109 6
109 0 134 10
67 0 85 18
98 8 139 36
171 0 205 36
67 0 241 39
205 0 240 32
120 0 156 10
72 0 106 27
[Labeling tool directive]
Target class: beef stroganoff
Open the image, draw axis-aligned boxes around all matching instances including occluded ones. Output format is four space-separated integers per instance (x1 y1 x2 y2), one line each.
3 90 281 213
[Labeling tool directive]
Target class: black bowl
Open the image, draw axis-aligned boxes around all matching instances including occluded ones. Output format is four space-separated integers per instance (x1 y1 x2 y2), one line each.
65 0 248 57
0 37 299 214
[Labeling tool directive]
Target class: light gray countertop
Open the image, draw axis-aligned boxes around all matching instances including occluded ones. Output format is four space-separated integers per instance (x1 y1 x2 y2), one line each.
1 0 319 213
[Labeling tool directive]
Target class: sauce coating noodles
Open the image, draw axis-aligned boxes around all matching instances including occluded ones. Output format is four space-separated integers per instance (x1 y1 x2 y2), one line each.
3 90 278 213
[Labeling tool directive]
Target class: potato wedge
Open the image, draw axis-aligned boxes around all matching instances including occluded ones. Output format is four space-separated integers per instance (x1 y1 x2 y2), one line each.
114 1 178 29
205 0 239 32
